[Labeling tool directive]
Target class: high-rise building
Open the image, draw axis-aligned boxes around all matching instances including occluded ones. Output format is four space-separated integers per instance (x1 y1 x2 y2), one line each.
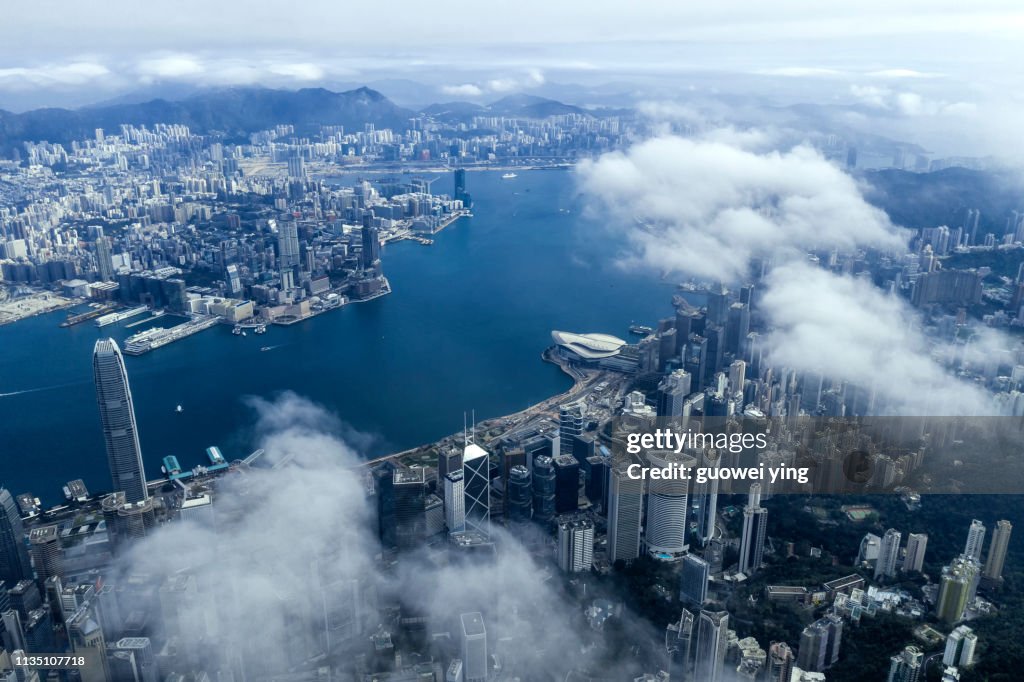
943 625 977 668
738 484 768 575
936 556 980 624
983 520 1012 583
454 169 472 206
964 520 986 561
460 612 488 682
93 339 148 503
287 155 306 179
767 642 794 682
903 533 928 573
559 403 585 458
797 615 843 672
28 526 62 585
665 609 695 681
0 488 31 585
360 215 381 272
876 529 902 580
692 450 719 546
557 515 594 572
552 454 580 514
463 443 490 539
694 610 729 682
645 452 691 558
444 471 465 533
109 637 158 682
608 466 644 563
679 553 710 607
507 465 532 524
277 220 301 270
887 645 923 682
392 469 426 549
531 455 556 525
66 604 111 681
656 370 692 418
94 226 114 282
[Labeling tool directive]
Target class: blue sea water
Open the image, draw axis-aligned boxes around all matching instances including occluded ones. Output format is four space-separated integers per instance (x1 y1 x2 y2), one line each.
0 170 682 503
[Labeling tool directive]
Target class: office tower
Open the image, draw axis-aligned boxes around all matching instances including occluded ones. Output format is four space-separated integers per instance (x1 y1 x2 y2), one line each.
109 637 158 682
728 360 746 396
438 447 463 485
692 450 719 546
101 491 155 555
704 324 725 383
888 645 923 682
658 328 677 372
903 533 928 573
665 609 695 682
964 520 986 561
67 605 111 681
277 220 301 270
454 168 471 206
608 466 644 563
392 469 426 550
0 488 31 585
706 285 729 326
463 443 490 539
767 642 794 682
559 402 585 457
645 452 690 557
656 370 692 418
444 471 466 533
943 625 977 668
726 303 750 356
584 455 608 512
93 339 148 503
983 520 1012 582
679 553 710 607
460 612 488 682
225 263 242 295
360 215 381 271
694 610 729 682
425 494 445 537
507 466 532 524
94 226 114 282
797 615 842 672
557 515 595 572
937 556 979 624
27 526 61 585
531 456 556 525
684 335 707 392
8 580 41 618
875 529 902 580
738 484 768 575
552 455 580 514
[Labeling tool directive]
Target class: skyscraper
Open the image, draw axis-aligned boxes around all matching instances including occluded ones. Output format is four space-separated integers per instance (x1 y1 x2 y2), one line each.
679 553 710 607
360 215 381 272
463 443 490 539
94 226 114 282
444 471 466 533
692 449 719 546
0 487 31 585
656 370 692 418
797 615 843 672
28 526 62 585
556 515 594 572
875 529 902 580
767 642 794 682
738 484 767 575
559 402 585 457
507 465 532 524
531 455 556 525
943 625 977 668
983 520 1012 583
277 220 301 270
887 645 923 682
903 533 928 573
694 610 729 682
460 612 488 682
964 520 986 561
645 452 691 557
552 454 580 514
93 339 148 503
665 609 695 681
608 466 644 563
937 556 979 624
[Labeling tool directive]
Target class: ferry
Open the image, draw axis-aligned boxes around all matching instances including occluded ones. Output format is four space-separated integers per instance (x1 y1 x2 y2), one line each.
502 172 517 179
254 324 267 335
629 324 654 336
232 325 242 335
175 405 184 414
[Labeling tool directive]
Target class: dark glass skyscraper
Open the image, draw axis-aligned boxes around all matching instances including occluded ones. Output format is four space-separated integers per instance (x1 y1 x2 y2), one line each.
0 487 32 585
93 339 148 503
463 443 490 539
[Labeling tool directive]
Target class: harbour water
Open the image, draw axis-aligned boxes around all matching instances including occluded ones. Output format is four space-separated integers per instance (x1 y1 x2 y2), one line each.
0 170 685 503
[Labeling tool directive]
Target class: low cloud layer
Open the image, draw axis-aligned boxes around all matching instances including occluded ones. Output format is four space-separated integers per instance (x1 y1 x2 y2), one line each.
113 393 662 678
578 134 1012 416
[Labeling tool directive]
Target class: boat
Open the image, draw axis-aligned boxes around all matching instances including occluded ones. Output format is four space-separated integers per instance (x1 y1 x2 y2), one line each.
175 404 183 413
254 324 267 335
232 325 242 336
629 324 654 336
502 172 517 179
260 346 273 352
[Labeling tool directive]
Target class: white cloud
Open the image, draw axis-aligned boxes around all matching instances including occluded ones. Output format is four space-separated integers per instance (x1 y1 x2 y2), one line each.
137 54 204 79
442 69 546 99
0 61 110 88
441 83 484 97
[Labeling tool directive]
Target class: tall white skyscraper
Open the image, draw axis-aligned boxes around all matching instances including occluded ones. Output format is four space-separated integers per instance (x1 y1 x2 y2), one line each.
557 515 594 572
463 443 490 539
964 520 986 561
738 484 767 575
93 339 148 503
903 533 928 573
644 452 691 557
875 528 902 580
694 610 729 682
460 612 488 682
984 520 1012 582
608 466 644 563
277 220 301 270
444 471 465 533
